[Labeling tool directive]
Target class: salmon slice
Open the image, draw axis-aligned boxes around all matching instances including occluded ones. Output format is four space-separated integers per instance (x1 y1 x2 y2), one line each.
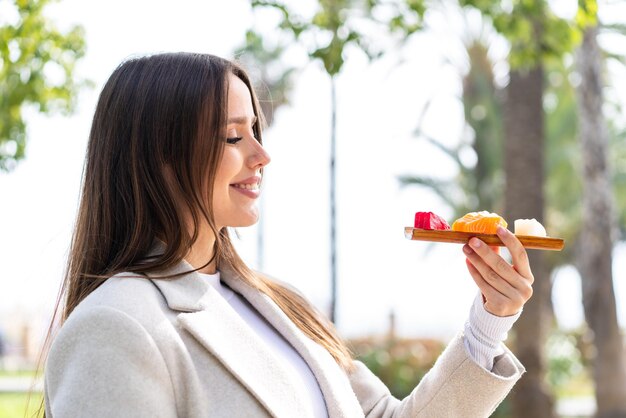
451 211 507 234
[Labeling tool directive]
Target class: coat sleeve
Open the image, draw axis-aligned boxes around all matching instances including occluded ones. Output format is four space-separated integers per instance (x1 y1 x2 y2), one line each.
44 305 178 418
347 332 525 418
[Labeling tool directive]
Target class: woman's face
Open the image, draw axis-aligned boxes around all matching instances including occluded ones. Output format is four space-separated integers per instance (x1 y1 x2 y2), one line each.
212 74 271 229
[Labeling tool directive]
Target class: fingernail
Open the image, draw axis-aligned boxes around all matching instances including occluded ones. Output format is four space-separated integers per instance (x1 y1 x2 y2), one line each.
463 244 472 254
470 238 481 248
497 226 508 236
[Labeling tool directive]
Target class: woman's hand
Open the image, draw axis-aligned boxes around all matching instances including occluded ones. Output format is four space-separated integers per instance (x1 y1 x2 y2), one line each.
462 226 534 317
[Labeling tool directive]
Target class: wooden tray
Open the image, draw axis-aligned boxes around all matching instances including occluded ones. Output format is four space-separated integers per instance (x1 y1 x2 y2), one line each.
405 227 564 251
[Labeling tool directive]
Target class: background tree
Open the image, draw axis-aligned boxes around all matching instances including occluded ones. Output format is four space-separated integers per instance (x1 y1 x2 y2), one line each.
403 1 626 415
503 56 555 418
401 19 555 417
575 3 626 415
455 1 576 416
0 0 87 172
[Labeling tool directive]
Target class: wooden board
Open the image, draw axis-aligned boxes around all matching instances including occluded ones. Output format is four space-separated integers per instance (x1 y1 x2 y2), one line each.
404 227 564 251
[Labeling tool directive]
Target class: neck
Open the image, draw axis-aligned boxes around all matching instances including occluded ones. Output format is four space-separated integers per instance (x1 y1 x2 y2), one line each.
185 229 218 274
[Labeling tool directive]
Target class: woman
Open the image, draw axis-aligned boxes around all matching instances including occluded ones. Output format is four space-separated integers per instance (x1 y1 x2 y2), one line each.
44 52 531 417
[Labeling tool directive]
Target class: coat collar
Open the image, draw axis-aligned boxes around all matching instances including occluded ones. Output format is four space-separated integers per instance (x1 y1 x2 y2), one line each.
142 242 363 418
144 260 212 311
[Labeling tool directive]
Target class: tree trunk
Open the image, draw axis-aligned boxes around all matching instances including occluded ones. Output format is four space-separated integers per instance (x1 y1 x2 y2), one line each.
575 25 626 418
504 66 555 418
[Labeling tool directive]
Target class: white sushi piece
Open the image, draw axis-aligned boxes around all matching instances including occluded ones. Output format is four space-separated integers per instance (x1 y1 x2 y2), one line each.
514 218 547 237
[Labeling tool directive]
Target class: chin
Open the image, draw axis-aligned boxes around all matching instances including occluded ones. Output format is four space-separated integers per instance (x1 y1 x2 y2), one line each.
237 218 259 228
229 212 260 228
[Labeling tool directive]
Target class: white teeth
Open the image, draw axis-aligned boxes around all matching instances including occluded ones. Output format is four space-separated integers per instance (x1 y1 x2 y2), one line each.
233 183 259 190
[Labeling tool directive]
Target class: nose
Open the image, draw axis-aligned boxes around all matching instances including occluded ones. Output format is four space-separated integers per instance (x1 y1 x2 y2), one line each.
247 139 271 169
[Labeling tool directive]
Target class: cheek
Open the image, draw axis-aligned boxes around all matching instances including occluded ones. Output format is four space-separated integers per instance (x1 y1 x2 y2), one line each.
216 149 240 186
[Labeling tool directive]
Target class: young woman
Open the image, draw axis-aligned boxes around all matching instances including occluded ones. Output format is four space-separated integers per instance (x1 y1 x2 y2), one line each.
44 52 532 417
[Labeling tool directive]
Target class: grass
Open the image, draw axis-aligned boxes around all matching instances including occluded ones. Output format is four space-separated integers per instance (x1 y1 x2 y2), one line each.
0 392 43 418
556 372 595 398
0 370 37 379
0 369 44 418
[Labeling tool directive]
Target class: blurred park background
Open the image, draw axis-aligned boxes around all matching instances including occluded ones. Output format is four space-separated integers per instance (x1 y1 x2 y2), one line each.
1 0 625 417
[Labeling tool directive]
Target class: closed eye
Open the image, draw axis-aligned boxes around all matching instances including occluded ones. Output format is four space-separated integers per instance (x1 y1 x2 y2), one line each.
226 137 243 145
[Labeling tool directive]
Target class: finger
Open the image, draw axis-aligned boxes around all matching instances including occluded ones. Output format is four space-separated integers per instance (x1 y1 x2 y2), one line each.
465 258 510 306
465 259 524 317
496 226 533 282
463 245 518 298
467 238 528 291
489 245 501 255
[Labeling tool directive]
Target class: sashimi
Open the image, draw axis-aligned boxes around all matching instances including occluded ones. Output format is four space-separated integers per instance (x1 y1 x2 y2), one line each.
414 212 450 230
514 218 547 237
451 211 507 234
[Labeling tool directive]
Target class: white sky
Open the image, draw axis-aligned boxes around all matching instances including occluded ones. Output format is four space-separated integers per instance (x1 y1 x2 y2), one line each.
1 0 625 341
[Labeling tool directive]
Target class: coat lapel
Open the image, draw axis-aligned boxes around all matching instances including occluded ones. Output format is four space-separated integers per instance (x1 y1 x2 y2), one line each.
147 261 307 418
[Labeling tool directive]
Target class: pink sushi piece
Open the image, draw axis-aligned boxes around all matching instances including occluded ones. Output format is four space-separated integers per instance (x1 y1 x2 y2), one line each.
414 211 451 230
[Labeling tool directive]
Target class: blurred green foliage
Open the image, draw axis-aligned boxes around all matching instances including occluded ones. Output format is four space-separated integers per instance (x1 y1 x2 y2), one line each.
0 0 88 172
545 330 588 395
235 30 297 127
0 392 42 418
350 329 592 414
250 0 426 76
350 336 444 398
458 0 582 69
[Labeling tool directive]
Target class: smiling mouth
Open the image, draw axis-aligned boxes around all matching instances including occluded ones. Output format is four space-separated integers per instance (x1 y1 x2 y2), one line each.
231 183 259 191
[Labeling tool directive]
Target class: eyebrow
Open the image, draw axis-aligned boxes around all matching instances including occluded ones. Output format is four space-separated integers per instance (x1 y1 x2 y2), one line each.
227 115 258 125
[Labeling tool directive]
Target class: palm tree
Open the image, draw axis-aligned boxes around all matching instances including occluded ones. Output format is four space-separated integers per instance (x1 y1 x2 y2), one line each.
575 23 626 417
401 9 626 414
399 10 557 418
503 63 555 418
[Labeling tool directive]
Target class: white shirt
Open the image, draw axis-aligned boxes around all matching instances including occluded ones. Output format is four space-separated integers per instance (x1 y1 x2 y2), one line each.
464 292 522 370
198 272 329 418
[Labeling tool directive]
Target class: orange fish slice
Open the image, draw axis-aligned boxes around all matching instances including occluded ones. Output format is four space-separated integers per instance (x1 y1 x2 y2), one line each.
451 211 507 234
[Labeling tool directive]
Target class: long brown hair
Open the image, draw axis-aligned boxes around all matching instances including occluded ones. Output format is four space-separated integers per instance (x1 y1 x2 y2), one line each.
47 53 353 377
